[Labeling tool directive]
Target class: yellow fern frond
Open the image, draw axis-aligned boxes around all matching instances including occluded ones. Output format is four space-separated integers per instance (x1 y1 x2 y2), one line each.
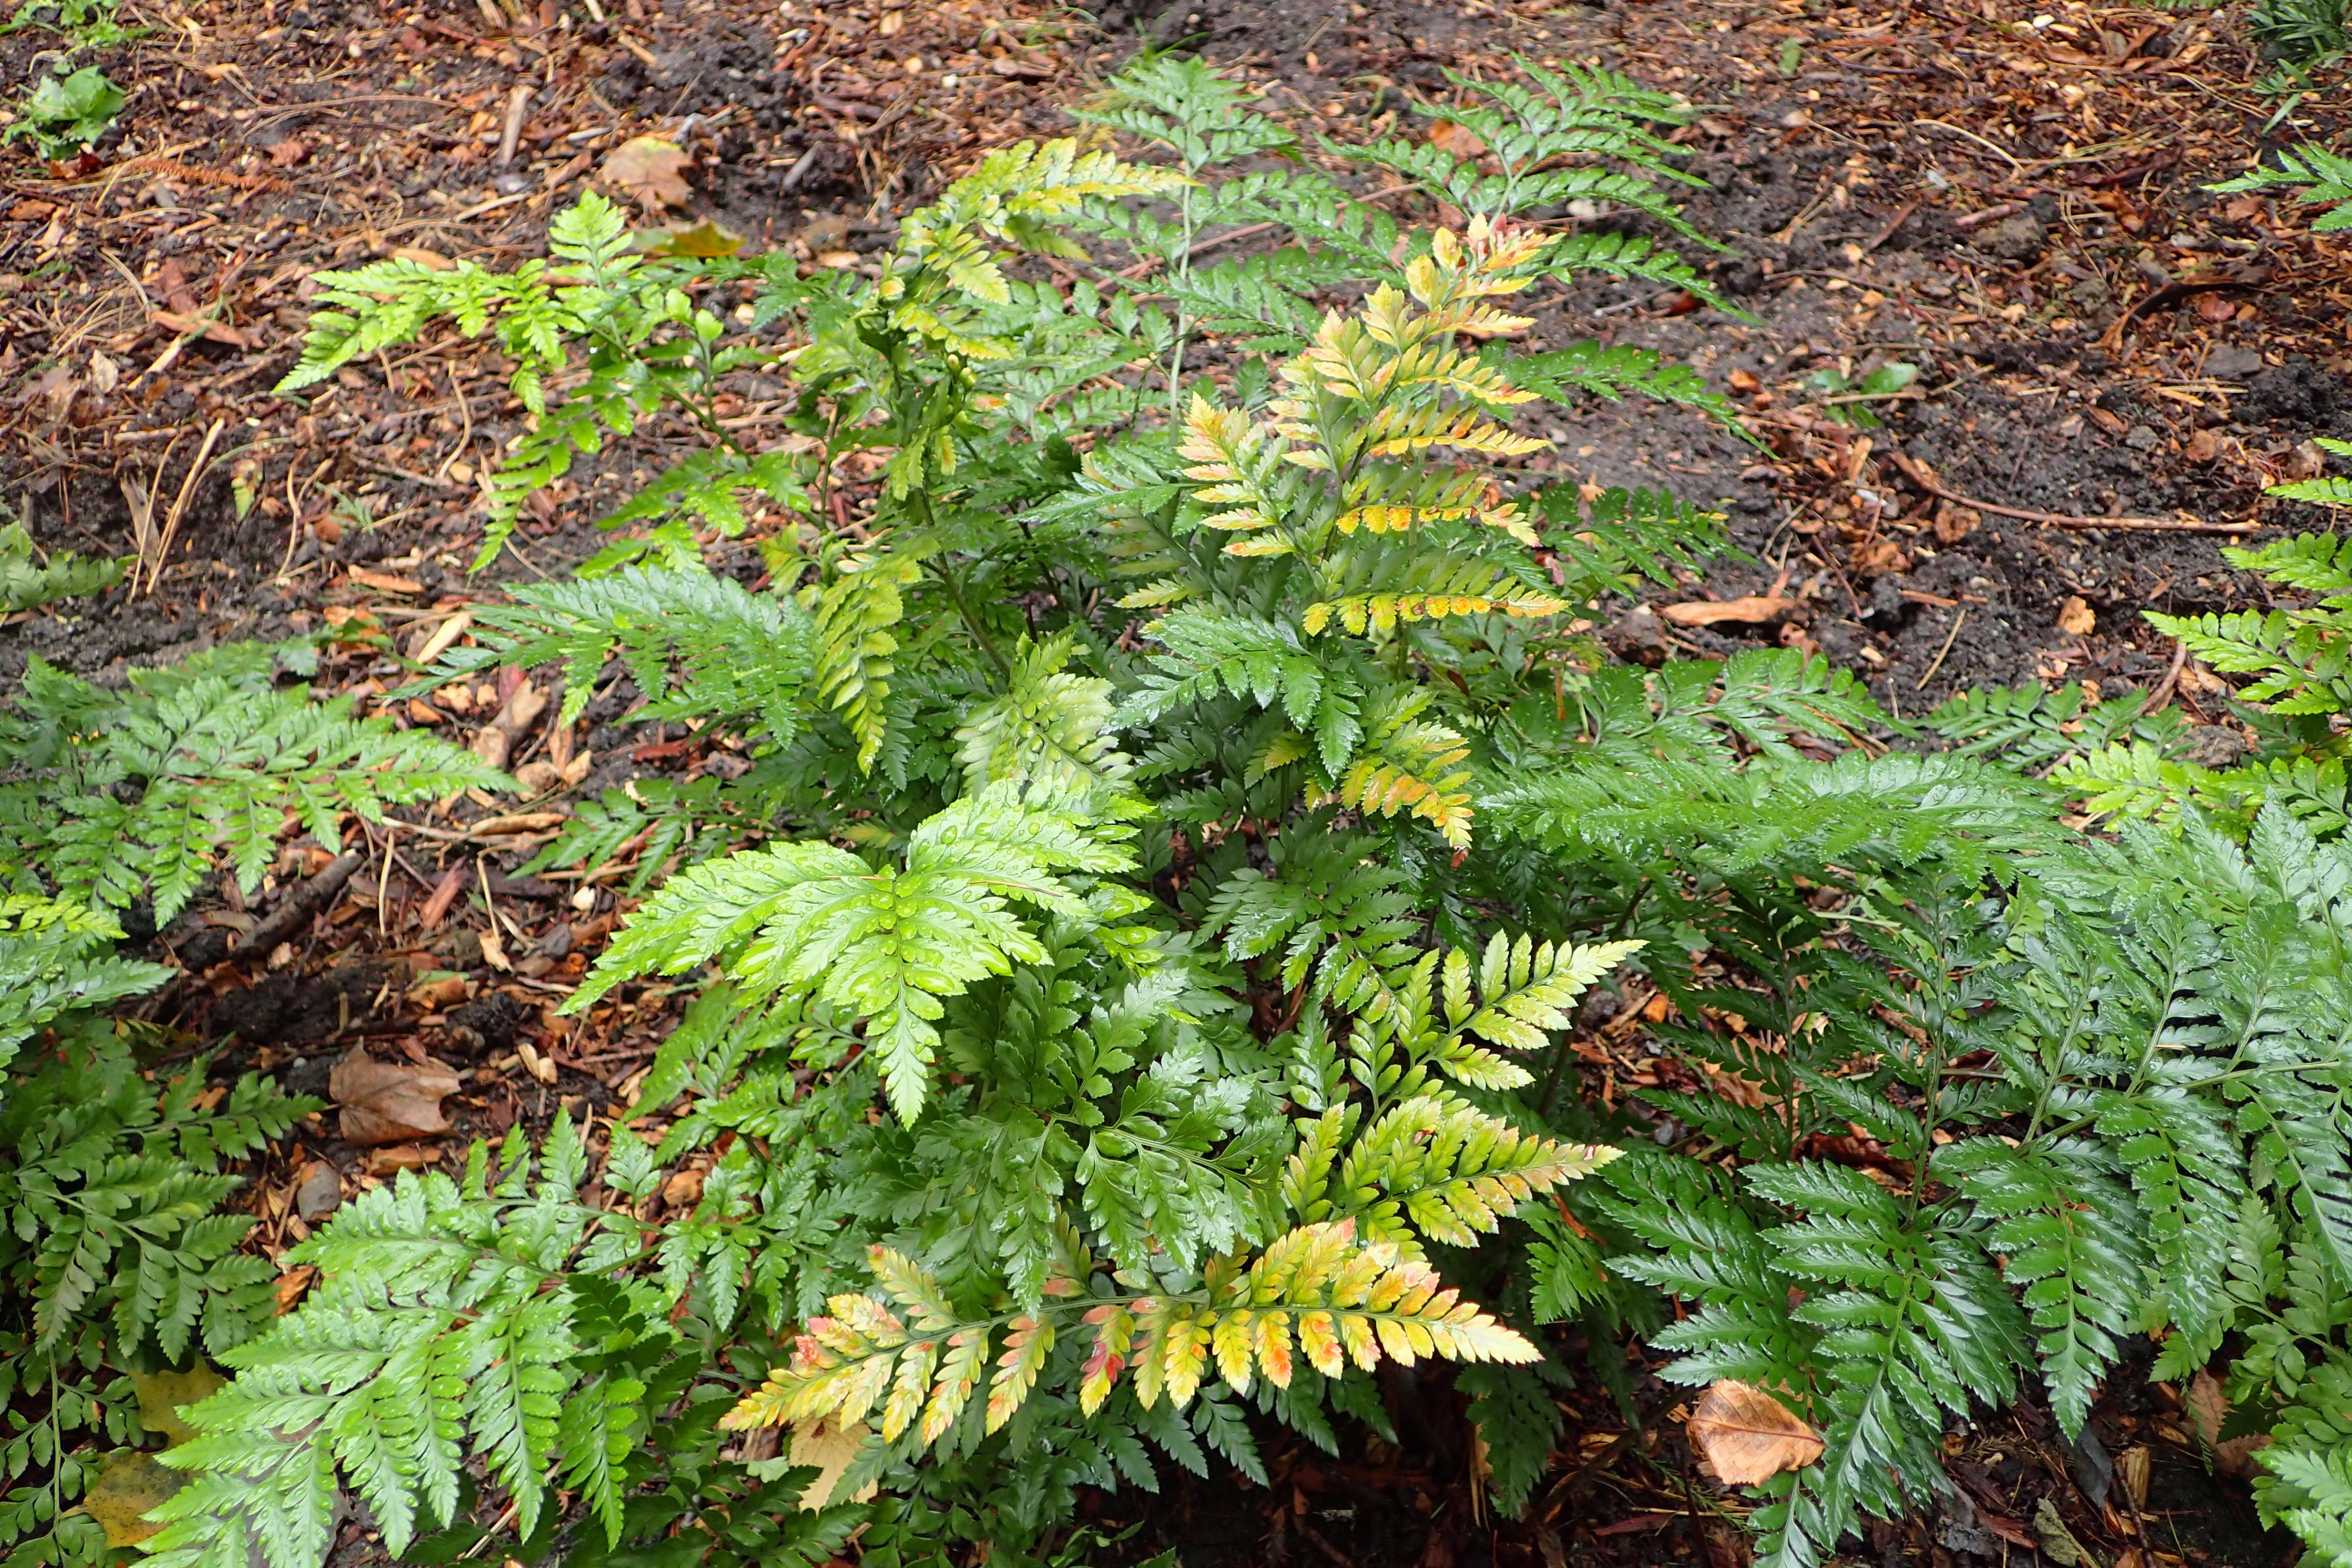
1078 1305 1132 1415
1332 756 1474 848
733 1221 1538 1446
1479 503 1541 547
1180 396 1286 534
1251 730 1311 779
1302 587 1568 636
1224 534 1297 558
1362 404 1547 459
1384 344 1536 405
1335 504 1474 534
984 1317 1053 1433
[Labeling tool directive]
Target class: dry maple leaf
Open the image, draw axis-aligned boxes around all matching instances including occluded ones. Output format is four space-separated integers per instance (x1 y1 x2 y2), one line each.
330 1053 461 1146
1686 1379 1824 1486
600 135 694 211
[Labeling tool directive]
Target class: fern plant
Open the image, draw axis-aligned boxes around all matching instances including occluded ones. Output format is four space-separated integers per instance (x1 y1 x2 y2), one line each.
146 46 2352 1568
151 51 1741 1568
0 643 504 922
0 1015 315 1568
0 629 479 1568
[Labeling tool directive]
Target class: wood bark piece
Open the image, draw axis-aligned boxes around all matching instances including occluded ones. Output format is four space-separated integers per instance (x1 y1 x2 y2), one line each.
472 680 548 771
227 852 364 963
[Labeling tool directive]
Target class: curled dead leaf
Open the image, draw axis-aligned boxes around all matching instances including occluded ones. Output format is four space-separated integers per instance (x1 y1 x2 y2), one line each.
1659 595 1795 627
1932 499 1980 544
1686 1380 1824 1486
2056 595 2097 637
330 1052 461 1146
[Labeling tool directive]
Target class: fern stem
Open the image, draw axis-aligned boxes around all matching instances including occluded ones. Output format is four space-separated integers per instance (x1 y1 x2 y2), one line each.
934 555 1014 682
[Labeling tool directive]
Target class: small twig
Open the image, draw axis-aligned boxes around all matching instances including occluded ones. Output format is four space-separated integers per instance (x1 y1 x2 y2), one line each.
1917 607 1968 690
1860 199 1920 253
278 457 333 580
1916 118 2025 174
2142 639 2191 715
1952 200 2024 231
455 1500 521 1561
434 368 475 484
1886 450 2258 535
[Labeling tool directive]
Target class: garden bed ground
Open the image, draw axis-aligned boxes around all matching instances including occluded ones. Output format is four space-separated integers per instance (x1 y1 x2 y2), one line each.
3 0 2346 1562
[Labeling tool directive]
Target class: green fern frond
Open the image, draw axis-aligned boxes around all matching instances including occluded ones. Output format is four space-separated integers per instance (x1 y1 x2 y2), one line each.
957 633 1136 801
812 548 920 773
2215 143 2352 231
0 896 171 1062
411 564 815 744
0 654 508 921
1935 1138 2147 1437
575 777 1140 1120
0 522 125 614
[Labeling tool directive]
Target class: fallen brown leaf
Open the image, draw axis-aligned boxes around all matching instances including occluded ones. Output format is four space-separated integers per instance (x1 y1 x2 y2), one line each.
81 1451 183 1546
2057 596 2097 636
472 681 548 770
131 1366 224 1447
408 969 468 1009
1429 120 1488 158
600 135 693 210
1686 1380 1824 1485
151 308 249 349
790 1419 881 1507
274 1264 318 1314
365 1143 438 1175
348 567 425 595
330 1052 461 1146
1659 595 1795 627
470 811 567 835
1932 500 1980 544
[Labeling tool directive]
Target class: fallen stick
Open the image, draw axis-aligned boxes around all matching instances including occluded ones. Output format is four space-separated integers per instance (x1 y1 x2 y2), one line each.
229 853 365 963
1885 451 2260 535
